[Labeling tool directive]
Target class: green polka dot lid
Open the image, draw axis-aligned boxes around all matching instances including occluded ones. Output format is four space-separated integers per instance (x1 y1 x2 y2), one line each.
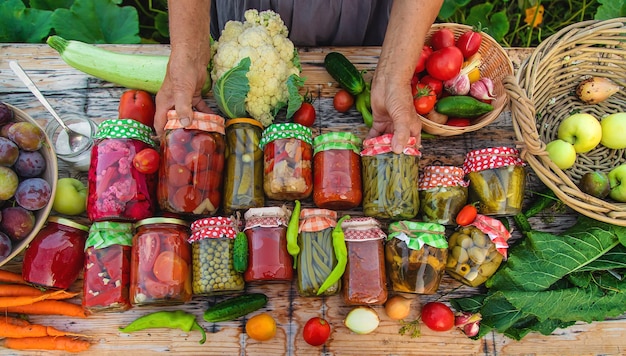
259 123 313 149
94 119 156 147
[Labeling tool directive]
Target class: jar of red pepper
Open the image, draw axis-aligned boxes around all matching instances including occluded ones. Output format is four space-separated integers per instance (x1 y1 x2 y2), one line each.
259 123 313 201
158 111 226 216
22 217 90 289
312 132 362 210
418 165 469 225
87 119 157 222
243 206 293 282
83 221 133 313
130 217 192 306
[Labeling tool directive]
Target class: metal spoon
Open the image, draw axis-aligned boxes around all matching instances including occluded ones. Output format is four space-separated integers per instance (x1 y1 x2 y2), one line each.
9 60 91 152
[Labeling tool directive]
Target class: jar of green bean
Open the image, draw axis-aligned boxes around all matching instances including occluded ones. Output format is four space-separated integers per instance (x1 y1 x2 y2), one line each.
418 165 468 225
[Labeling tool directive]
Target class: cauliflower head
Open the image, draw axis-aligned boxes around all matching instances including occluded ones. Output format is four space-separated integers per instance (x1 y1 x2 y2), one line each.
211 9 303 127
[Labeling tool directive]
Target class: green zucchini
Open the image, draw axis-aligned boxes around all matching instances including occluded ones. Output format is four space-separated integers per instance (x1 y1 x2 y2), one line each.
46 35 212 95
324 52 366 96
203 293 268 323
435 95 494 118
233 232 248 273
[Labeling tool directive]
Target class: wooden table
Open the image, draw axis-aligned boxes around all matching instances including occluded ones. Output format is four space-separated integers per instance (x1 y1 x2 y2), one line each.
0 44 625 356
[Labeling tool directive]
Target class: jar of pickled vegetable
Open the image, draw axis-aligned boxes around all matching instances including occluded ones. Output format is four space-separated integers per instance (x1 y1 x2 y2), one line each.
446 214 510 287
342 217 388 305
243 206 293 282
463 147 526 216
83 221 133 313
361 133 421 220
418 165 469 225
385 221 448 294
223 118 265 214
158 111 226 216
189 216 245 295
130 217 192 306
312 132 362 210
87 119 157 222
259 123 313 200
22 217 90 289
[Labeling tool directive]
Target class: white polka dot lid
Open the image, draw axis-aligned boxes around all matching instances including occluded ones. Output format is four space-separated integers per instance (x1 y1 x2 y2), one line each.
463 146 525 174
189 216 237 242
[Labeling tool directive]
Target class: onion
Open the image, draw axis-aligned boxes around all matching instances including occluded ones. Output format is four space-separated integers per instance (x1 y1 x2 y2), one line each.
384 295 413 321
344 306 380 334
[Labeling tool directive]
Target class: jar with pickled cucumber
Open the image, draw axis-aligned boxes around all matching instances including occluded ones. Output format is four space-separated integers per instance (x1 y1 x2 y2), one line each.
296 208 339 297
189 217 244 295
385 221 448 294
418 165 468 225
158 111 225 216
463 147 526 216
445 215 510 287
312 132 362 210
361 133 421 220
223 118 264 214
259 123 313 201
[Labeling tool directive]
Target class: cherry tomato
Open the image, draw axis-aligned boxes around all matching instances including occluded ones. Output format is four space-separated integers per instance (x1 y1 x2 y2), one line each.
153 251 188 284
412 83 437 115
138 232 161 272
421 302 455 332
446 117 471 127
420 75 443 97
456 204 478 226
133 148 160 174
333 89 354 113
414 45 433 74
456 29 482 59
190 135 217 154
426 46 464 81
302 317 331 346
430 28 456 50
118 89 156 128
293 102 316 127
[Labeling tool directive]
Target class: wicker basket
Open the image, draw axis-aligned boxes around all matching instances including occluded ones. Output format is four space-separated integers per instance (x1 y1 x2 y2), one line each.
508 18 626 226
420 23 514 136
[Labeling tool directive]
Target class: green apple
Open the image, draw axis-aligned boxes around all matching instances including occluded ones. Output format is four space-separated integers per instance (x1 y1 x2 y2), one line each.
608 164 626 202
53 177 87 215
545 139 577 170
600 112 626 149
557 113 602 153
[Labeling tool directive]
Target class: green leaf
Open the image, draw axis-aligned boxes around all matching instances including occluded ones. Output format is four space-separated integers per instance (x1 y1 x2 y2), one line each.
51 0 140 44
466 5 509 42
595 0 626 20
154 12 169 38
285 74 305 119
438 0 471 20
0 0 53 43
213 57 251 120
30 0 74 11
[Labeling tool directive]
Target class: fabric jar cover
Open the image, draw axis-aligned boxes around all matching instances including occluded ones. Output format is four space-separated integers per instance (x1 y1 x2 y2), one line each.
244 206 290 230
469 214 510 259
463 146 525 174
259 122 313 149
94 118 156 147
85 221 133 250
342 217 386 242
418 165 469 190
189 216 237 242
298 208 337 233
313 131 362 155
387 220 447 250
360 133 421 156
164 110 225 134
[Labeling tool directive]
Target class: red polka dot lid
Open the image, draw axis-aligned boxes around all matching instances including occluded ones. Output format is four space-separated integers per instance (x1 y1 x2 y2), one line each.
189 216 237 242
418 165 469 190
463 146 525 174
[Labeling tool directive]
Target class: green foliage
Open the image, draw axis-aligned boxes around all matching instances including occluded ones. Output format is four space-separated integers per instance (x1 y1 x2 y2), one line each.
594 0 626 20
213 57 251 120
0 0 53 43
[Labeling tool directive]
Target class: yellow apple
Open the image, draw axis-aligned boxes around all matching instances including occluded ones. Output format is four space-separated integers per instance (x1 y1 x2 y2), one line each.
53 177 87 215
557 113 602 153
600 113 626 149
608 164 626 202
546 139 577 170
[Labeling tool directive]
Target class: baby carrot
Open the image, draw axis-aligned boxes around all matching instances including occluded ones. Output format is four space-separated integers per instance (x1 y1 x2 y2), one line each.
0 317 88 338
0 284 78 299
0 269 27 284
3 336 91 353
0 289 66 307
3 300 87 318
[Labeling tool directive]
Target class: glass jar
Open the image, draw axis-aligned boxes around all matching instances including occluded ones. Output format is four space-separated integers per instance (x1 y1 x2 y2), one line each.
223 118 265 214
463 147 526 216
83 221 133 313
361 133 421 220
342 217 388 305
385 221 448 294
418 165 469 225
259 123 313 200
243 206 293 282
297 208 338 297
446 215 510 287
158 111 226 216
312 132 362 210
87 119 157 222
189 216 245 295
22 217 90 289
130 217 192 306
45 115 97 172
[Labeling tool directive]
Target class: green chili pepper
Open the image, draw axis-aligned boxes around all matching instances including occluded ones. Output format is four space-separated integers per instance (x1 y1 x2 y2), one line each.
287 200 301 268
119 310 207 344
316 215 350 295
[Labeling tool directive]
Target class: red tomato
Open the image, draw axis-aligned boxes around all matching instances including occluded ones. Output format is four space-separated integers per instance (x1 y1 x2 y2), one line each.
412 83 437 115
153 251 188 284
293 102 316 127
421 302 455 332
414 45 433 74
133 148 160 174
420 75 443 97
143 275 171 299
302 317 331 346
456 30 482 59
446 117 471 127
456 204 478 226
118 89 156 128
426 46 464 81
190 135 217 155
138 232 161 272
333 89 354 113
430 28 456 50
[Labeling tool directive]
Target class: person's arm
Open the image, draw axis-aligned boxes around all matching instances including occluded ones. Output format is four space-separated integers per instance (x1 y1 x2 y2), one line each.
154 0 212 136
368 0 443 153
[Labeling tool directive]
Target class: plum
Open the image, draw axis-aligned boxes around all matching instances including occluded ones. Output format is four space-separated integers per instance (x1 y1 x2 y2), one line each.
0 103 13 126
0 166 19 200
0 231 11 260
15 177 51 211
0 137 19 166
1 206 35 241
7 121 45 151
14 150 46 178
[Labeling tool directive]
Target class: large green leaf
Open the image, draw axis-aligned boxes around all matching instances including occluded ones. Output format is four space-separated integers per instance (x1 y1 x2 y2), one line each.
0 0 53 43
466 4 509 43
213 57 251 120
595 0 626 20
30 0 74 11
285 74 305 119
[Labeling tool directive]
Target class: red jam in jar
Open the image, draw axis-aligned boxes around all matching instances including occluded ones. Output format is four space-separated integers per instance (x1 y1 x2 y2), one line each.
22 217 90 289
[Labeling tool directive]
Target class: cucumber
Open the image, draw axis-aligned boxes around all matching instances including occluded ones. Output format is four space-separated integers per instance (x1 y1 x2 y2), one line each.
46 35 212 95
203 293 268 323
233 232 248 273
324 52 366 96
435 95 494 118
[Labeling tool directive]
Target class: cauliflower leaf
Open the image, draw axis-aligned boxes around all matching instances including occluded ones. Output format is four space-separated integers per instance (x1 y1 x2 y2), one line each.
213 57 250 119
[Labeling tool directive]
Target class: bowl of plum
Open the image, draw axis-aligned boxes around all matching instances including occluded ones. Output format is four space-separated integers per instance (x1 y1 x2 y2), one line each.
0 102 57 267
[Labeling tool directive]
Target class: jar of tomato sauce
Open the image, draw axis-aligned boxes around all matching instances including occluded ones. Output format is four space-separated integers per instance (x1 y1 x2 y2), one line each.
158 111 226 216
259 123 313 201
243 206 293 282
83 221 133 313
312 132 362 210
87 119 158 222
418 165 469 225
22 217 90 289
130 217 192 306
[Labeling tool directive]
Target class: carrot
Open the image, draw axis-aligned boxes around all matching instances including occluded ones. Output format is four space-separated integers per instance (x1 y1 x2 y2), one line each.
3 336 91 352
0 284 79 299
0 269 27 284
3 300 87 318
0 289 67 307
0 317 88 338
